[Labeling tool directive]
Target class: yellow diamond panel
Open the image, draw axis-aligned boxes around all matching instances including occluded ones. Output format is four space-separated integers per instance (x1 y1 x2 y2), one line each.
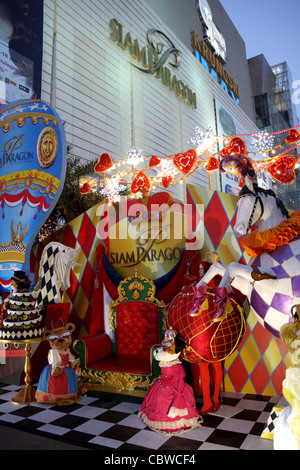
217 226 243 266
219 191 239 222
74 285 89 321
263 338 285 375
240 335 262 375
68 213 84 239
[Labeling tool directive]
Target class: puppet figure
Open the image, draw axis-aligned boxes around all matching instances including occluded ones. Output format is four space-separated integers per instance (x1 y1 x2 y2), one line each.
36 320 81 405
189 252 225 415
169 252 245 415
138 328 202 434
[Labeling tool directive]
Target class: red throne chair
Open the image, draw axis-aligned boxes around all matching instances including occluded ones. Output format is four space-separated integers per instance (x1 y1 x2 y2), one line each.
74 271 167 400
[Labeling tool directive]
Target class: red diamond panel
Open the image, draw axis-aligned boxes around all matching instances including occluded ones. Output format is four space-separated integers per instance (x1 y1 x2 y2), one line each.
252 323 272 354
62 224 77 248
250 359 269 395
66 270 79 304
227 355 248 392
80 261 95 300
77 213 96 258
204 192 229 248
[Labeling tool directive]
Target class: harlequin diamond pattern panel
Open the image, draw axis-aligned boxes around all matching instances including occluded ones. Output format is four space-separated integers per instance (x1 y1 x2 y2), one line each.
30 187 290 397
30 202 107 338
186 184 290 397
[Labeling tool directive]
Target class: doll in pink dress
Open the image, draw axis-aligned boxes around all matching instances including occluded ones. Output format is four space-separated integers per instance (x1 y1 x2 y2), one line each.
139 329 202 434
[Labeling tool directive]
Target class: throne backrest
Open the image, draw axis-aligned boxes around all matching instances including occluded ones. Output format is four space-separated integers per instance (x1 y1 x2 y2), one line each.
116 301 159 360
109 271 166 359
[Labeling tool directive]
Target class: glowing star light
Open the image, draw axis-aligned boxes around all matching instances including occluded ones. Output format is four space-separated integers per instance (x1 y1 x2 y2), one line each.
190 126 216 155
251 130 275 154
155 159 178 178
126 146 144 167
101 172 128 203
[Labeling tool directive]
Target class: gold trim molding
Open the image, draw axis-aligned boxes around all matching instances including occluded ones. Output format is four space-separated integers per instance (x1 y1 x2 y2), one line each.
81 368 152 393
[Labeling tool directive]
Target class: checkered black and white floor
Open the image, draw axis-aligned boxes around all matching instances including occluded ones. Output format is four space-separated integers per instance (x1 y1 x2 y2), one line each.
0 383 277 451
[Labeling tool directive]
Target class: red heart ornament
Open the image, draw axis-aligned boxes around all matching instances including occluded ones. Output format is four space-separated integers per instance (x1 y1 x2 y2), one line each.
267 155 297 184
80 183 90 194
161 176 172 188
174 149 197 174
167 286 245 364
220 146 229 158
131 172 150 194
149 156 160 167
148 191 173 209
228 137 247 156
285 129 300 144
204 157 219 171
94 153 113 172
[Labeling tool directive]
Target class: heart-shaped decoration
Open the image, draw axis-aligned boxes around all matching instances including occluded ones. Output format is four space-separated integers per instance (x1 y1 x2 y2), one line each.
148 191 173 209
267 155 297 184
285 129 300 144
80 183 90 194
204 157 219 171
123 191 173 224
167 286 245 364
220 146 229 158
149 156 160 167
173 149 197 174
228 137 247 156
162 175 172 188
94 153 113 173
131 172 150 194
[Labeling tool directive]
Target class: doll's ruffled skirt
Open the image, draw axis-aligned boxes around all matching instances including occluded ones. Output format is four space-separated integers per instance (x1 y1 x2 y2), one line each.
36 365 79 404
138 376 202 434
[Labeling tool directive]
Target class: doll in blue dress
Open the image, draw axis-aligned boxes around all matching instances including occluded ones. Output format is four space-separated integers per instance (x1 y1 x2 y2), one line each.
36 321 80 405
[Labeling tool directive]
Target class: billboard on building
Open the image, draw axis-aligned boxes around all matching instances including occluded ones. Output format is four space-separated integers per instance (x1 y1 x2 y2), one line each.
215 99 270 193
0 0 43 108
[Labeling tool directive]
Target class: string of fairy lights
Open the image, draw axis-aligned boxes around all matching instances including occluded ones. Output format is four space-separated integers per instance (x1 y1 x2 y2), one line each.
80 125 300 204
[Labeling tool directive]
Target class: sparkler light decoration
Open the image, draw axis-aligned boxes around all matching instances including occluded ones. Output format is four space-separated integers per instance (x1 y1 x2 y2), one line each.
190 125 216 155
100 172 128 203
85 125 300 201
126 146 144 167
251 130 275 154
155 158 178 178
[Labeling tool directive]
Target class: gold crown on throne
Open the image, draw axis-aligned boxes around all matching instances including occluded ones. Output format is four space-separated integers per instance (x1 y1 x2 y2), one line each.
161 327 177 354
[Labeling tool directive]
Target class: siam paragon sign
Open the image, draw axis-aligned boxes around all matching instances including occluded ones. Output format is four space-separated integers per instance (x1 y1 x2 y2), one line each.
109 19 197 109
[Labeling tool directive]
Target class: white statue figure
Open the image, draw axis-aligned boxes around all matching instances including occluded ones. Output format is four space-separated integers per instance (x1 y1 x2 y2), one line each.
33 242 79 307
192 156 300 337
